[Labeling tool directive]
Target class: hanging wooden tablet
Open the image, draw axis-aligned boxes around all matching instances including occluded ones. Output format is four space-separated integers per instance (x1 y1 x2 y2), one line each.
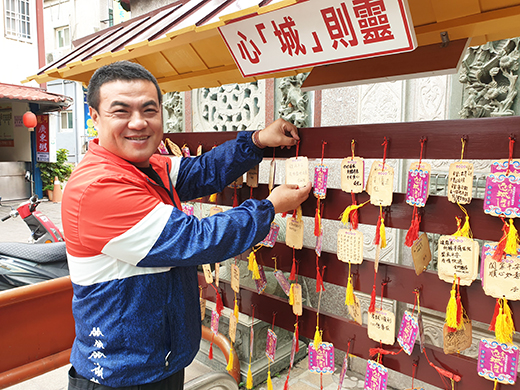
364 360 388 390
485 138 520 217
341 155 364 193
337 229 363 264
478 338 519 385
182 203 194 216
260 222 280 248
229 312 237 343
286 157 309 188
367 309 396 345
369 163 394 206
273 257 291 296
337 341 351 390
308 342 334 374
211 309 220 335
347 294 362 325
199 287 206 320
369 138 393 206
406 161 431 207
268 154 276 194
314 165 328 199
437 235 479 285
411 232 432 275
246 165 259 188
397 311 420 355
230 263 240 293
165 139 182 157
181 144 191 157
202 264 213 284
157 140 169 155
443 319 472 354
448 142 474 204
254 264 267 294
482 242 520 300
209 206 223 216
290 283 303 316
265 328 277 363
286 207 304 250
196 144 203 156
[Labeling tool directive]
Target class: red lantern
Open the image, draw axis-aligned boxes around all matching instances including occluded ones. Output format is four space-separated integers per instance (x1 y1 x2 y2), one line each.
23 111 37 130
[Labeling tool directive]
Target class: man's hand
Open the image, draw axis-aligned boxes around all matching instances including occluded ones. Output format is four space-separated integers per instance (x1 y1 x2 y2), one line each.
267 182 311 214
257 118 299 149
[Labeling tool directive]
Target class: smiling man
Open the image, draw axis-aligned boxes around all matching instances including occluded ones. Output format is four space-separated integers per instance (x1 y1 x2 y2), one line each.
62 61 310 390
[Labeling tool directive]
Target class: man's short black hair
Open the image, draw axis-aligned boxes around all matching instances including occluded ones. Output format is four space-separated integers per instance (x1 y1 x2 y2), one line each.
87 61 162 111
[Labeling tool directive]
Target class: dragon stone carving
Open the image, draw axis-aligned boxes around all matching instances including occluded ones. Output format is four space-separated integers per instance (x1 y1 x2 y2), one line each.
278 73 310 128
163 91 184 133
459 38 520 118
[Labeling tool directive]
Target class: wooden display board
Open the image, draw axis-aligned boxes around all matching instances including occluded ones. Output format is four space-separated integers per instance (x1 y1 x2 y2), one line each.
165 116 520 390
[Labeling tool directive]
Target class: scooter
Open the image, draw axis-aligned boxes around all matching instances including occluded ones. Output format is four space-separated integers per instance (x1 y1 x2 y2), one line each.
1 194 64 243
0 195 68 290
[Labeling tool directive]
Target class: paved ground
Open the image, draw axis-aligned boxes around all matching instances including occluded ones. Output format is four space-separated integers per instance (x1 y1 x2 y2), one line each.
0 198 371 390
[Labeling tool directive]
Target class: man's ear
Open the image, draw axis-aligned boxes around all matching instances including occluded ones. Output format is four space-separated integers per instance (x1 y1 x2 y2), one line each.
89 107 99 127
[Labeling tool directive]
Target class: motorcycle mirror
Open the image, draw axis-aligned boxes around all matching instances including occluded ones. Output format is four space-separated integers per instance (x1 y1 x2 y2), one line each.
25 170 32 182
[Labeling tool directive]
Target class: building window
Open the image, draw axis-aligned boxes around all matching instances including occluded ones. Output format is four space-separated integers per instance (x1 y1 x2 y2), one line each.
4 0 31 41
60 111 73 132
55 26 70 48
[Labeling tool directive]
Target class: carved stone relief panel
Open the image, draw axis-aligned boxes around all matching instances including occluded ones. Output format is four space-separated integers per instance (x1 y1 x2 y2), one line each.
359 81 404 123
409 75 449 121
459 38 520 118
275 73 311 128
163 91 184 133
192 80 265 132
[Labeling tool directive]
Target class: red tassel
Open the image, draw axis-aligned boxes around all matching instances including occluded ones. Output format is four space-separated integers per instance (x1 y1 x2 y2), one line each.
209 340 214 360
283 373 290 390
369 283 376 313
289 250 297 281
374 215 381 245
489 299 501 331
314 204 321 237
404 206 420 247
493 221 509 261
282 212 288 218
294 326 299 353
233 187 238 208
216 290 223 315
456 280 463 327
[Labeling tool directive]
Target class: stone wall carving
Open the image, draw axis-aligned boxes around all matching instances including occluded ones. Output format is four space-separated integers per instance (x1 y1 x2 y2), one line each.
276 73 310 128
459 38 520 118
359 82 403 123
192 81 265 132
410 76 449 121
163 91 183 133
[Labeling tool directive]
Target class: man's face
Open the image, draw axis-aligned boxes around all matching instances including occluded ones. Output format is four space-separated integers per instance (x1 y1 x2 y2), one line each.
90 79 163 167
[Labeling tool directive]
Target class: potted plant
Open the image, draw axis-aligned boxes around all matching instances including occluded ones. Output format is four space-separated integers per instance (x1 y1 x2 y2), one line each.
37 148 73 199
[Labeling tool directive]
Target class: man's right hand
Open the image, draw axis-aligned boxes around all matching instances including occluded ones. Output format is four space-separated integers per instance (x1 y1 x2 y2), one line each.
266 182 312 214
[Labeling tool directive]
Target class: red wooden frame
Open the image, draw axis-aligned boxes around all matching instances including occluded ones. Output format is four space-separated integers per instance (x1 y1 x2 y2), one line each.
166 116 520 390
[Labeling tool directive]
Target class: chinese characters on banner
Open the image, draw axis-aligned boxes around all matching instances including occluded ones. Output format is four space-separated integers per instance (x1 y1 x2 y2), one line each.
36 115 50 162
0 106 14 147
218 0 416 77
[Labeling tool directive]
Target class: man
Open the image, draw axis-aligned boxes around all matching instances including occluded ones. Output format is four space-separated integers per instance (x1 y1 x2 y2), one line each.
62 61 310 389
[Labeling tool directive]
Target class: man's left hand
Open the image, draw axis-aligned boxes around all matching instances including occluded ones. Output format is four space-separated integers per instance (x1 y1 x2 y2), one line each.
257 118 299 149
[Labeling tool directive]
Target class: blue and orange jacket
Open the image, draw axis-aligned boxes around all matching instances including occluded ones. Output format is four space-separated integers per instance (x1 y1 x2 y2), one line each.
62 131 274 387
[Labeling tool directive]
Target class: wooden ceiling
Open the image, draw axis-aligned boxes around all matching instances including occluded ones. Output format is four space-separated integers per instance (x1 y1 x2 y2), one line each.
24 0 520 92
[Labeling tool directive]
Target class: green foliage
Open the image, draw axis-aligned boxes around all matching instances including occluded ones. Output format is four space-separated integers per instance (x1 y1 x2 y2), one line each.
37 148 74 192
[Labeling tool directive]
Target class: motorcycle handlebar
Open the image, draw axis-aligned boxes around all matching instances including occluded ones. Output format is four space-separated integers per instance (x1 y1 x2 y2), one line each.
1 215 11 222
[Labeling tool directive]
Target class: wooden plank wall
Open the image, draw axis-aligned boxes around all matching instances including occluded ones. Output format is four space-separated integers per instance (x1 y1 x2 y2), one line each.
164 116 520 390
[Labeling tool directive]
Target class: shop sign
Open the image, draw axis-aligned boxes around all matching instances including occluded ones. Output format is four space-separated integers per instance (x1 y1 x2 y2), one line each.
219 0 416 77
